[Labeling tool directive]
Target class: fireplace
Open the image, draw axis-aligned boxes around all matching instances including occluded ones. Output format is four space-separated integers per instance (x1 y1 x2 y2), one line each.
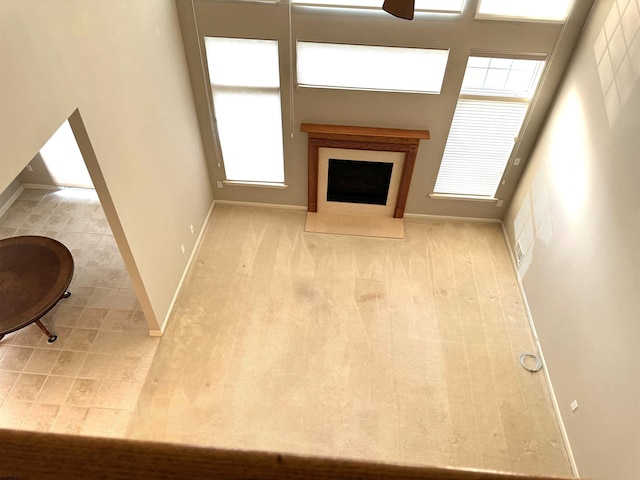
327 159 393 205
316 147 405 217
301 124 430 219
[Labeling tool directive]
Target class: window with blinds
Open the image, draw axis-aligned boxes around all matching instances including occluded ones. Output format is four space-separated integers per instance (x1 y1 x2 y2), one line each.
296 42 449 94
476 0 574 22
204 37 285 184
434 100 528 196
433 55 545 199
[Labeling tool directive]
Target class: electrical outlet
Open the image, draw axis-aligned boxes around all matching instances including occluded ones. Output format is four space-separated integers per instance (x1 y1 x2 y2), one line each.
570 400 579 412
514 157 521 165
496 200 504 207
180 244 185 254
190 224 194 235
216 181 223 188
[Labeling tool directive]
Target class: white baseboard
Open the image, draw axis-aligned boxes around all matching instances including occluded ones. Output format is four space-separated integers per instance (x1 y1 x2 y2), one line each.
214 199 307 211
20 183 60 191
2 185 94 218
403 212 501 223
158 200 217 334
212 203 500 223
2 184 102 226
499 221 580 478
0 184 26 218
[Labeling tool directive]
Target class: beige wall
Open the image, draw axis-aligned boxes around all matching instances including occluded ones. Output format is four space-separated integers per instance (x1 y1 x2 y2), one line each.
179 0 595 219
0 0 213 331
0 178 22 216
504 0 640 477
17 153 56 186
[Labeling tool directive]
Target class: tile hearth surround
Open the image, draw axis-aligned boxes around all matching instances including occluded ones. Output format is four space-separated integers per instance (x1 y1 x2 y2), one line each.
0 187 159 436
317 148 404 217
305 148 407 238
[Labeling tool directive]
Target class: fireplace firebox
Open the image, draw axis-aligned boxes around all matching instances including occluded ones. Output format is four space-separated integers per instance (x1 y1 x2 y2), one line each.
327 159 393 205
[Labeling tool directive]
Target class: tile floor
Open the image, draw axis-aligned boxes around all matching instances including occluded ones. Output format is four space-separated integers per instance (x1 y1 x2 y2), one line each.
0 187 159 436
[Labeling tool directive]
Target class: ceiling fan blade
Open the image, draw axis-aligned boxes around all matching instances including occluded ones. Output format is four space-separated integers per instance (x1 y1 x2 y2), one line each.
382 0 415 20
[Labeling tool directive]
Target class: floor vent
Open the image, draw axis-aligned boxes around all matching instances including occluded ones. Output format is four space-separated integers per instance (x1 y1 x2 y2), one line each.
514 240 525 264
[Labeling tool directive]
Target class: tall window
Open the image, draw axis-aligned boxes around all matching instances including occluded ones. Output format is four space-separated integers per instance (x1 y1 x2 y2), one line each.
204 37 285 184
433 54 545 198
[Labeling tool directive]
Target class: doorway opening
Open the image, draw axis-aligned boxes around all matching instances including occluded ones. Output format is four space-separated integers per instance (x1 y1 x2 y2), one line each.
38 119 93 189
1 109 158 334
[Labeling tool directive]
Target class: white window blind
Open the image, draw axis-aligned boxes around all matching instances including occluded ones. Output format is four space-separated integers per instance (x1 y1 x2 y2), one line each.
433 99 527 197
204 37 285 183
476 0 573 22
433 55 544 198
296 42 449 93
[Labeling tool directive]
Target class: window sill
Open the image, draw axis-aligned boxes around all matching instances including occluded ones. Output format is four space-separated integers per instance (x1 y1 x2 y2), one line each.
223 181 288 189
429 193 498 202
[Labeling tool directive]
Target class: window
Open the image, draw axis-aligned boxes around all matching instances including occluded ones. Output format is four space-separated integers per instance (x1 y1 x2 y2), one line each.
204 37 285 184
460 56 545 97
433 55 545 198
292 0 464 13
476 0 573 22
297 42 449 94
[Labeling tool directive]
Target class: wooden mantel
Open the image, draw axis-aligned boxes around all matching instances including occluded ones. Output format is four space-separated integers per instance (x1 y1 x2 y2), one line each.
300 123 430 218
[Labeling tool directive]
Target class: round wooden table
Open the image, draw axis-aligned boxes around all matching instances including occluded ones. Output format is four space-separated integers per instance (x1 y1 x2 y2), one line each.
0 236 74 343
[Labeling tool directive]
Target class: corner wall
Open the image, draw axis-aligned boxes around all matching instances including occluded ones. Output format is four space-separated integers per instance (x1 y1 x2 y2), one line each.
0 0 213 330
503 0 640 477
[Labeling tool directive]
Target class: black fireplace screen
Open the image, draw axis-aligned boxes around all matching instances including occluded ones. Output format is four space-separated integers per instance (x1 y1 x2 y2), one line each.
327 159 393 206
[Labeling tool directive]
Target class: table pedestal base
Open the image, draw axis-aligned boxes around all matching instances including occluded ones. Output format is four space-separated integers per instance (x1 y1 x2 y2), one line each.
35 319 58 343
0 236 74 344
0 290 71 344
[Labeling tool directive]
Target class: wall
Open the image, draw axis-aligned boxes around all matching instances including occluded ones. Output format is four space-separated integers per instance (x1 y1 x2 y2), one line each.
0 178 22 218
17 153 56 186
178 0 595 219
504 0 640 477
0 0 213 331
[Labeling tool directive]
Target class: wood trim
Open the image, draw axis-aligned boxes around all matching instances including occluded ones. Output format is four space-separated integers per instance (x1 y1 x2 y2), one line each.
314 138 412 153
308 138 319 212
0 429 576 480
302 124 429 218
395 145 418 218
301 123 430 140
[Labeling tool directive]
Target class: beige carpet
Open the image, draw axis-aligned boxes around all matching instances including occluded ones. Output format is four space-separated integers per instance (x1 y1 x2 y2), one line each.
305 212 405 239
127 205 571 477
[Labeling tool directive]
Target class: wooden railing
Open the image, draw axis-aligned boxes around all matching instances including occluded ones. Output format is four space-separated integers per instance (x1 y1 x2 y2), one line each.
0 429 576 480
